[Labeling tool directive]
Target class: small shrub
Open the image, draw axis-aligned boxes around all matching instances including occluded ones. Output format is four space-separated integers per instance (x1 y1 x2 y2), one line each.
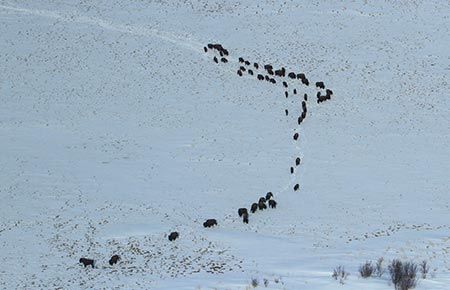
389 259 419 290
359 261 375 278
419 260 429 279
375 257 385 277
332 265 349 284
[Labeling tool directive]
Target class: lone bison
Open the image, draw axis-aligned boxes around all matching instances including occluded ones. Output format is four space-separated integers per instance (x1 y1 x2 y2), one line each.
203 219 217 228
168 232 179 241
109 255 120 265
79 258 95 268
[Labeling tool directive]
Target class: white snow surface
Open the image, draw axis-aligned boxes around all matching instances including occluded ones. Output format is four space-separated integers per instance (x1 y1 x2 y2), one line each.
0 0 449 289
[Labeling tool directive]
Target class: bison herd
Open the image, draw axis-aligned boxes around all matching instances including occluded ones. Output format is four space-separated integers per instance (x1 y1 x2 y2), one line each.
78 42 333 271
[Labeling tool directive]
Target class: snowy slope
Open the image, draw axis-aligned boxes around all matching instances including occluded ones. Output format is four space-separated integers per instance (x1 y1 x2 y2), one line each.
1 0 449 289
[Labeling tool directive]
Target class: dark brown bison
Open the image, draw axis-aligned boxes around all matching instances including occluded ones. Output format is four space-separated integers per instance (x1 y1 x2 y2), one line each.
298 116 303 125
304 93 308 101
267 69 274 75
293 132 299 140
242 212 249 224
222 49 229 56
301 111 306 119
270 78 276 84
268 200 277 209
203 219 217 228
288 72 296 79
238 208 248 217
79 258 95 268
207 43 214 49
239 57 244 63
168 232 179 241
264 64 273 71
240 66 246 71
212 44 223 51
257 74 264 80
290 167 294 174
283 81 288 88
296 157 301 166
213 56 218 63
275 67 286 77
237 70 243 76
221 57 228 63
302 78 309 86
259 197 266 204
244 60 250 65
219 51 224 57
297 73 305 80
302 101 307 111
285 91 288 98
293 89 297 94
265 75 270 81
316 81 325 89
204 47 208 53
285 109 288 116
265 192 273 201
251 203 258 213
109 254 120 265
294 184 299 191
258 200 267 210
254 63 259 69
248 69 254 75
326 89 333 96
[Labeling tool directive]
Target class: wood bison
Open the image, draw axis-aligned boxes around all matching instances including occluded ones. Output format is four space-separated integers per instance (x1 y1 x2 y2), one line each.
257 74 264 80
285 109 288 116
238 208 248 217
293 88 297 94
258 200 267 210
109 255 120 265
221 57 228 63
316 81 325 89
259 197 266 204
254 63 259 69
294 184 299 191
268 200 277 209
304 93 308 101
293 132 299 140
237 70 243 76
168 232 179 241
242 212 249 224
79 258 95 268
239 57 244 63
290 166 294 174
265 192 273 201
203 47 208 53
203 219 217 228
285 91 288 98
275 67 286 77
301 78 309 86
288 72 296 79
240 66 246 71
248 69 254 75
213 56 218 63
244 60 250 65
270 78 276 84
297 73 305 80
296 157 301 166
264 64 273 71
251 203 258 213
283 81 288 88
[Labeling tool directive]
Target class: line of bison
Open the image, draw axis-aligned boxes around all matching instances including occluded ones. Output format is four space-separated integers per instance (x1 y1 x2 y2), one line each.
79 42 333 270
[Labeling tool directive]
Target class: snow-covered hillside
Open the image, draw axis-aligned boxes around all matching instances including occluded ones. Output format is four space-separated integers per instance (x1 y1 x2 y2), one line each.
1 1 449 289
